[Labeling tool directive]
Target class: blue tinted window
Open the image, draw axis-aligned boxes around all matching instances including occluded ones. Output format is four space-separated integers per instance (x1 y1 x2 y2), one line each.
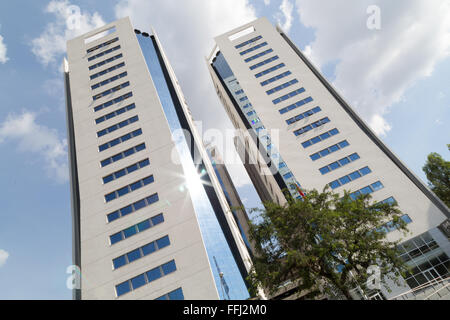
133 199 146 211
120 205 133 216
349 171 361 180
260 71 292 86
130 181 142 191
127 163 138 173
311 136 321 144
302 140 312 148
283 172 293 179
140 159 150 167
137 220 151 232
117 186 129 197
136 144 146 151
319 149 330 157
349 153 360 161
339 176 351 185
329 128 339 135
360 166 371 176
110 232 123 245
320 132 330 140
339 157 350 166
245 48 274 63
401 215 413 224
127 249 142 263
147 193 159 204
90 61 125 80
113 255 127 269
116 281 131 297
105 193 116 202
155 296 167 301
273 87 305 104
103 175 114 184
143 175 154 185
168 288 184 300
131 274 146 290
162 260 177 275
146 268 162 282
320 167 330 175
329 145 339 152
240 41 267 55
371 181 384 191
142 242 156 256
310 153 320 161
107 211 120 222
107 193 158 222
156 236 170 249
293 117 329 136
330 181 340 189
329 162 340 170
339 140 349 148
278 96 314 114
123 226 137 238
151 214 164 225
123 148 134 157
360 186 373 195
235 35 262 49
255 63 285 78
115 169 126 179
112 153 123 162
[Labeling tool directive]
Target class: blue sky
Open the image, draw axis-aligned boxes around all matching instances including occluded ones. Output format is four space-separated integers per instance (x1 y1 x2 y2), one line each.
0 0 448 299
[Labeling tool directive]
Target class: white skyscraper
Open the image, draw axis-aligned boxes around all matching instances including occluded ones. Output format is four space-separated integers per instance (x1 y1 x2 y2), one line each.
64 17 252 300
207 17 450 300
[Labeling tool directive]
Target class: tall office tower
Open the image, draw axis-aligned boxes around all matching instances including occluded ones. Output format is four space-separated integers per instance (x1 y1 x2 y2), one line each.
207 17 450 299
64 17 252 300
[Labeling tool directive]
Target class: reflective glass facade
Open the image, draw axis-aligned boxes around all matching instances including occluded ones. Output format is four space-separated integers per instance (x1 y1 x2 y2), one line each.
136 33 249 300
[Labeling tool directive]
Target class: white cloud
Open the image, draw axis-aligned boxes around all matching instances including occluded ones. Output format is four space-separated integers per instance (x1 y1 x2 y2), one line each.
0 111 68 183
276 0 294 33
114 0 256 133
295 0 450 136
0 249 9 267
0 34 8 63
263 0 271 5
31 0 105 66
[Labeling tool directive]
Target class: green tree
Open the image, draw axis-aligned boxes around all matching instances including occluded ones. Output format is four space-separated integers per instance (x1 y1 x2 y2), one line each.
247 188 410 300
422 145 450 208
